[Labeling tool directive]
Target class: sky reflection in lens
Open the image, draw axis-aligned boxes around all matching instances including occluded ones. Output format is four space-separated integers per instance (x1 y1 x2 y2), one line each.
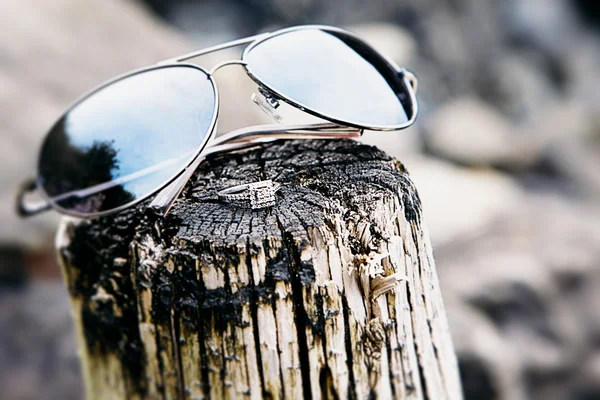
245 29 409 128
38 65 216 215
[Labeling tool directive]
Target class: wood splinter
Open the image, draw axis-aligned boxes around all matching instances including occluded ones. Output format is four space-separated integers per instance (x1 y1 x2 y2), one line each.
57 139 462 399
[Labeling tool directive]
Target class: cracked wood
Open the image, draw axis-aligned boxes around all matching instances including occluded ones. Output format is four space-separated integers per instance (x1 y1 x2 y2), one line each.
56 139 462 399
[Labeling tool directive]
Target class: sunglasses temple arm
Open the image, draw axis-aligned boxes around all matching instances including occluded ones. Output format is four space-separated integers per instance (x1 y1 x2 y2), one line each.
15 124 358 218
145 142 246 217
16 178 53 218
148 123 362 216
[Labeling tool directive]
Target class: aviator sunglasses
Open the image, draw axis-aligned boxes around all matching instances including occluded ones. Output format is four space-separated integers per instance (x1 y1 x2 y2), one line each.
16 25 418 219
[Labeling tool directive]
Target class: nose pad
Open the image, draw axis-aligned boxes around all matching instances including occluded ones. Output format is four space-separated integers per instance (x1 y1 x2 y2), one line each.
251 88 282 122
259 87 280 109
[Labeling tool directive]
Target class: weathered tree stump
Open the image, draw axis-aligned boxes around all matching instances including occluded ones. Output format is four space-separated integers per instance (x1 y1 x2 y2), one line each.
56 139 462 399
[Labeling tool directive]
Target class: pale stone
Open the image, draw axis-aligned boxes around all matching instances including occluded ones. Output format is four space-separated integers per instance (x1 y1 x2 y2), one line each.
350 23 417 66
424 97 539 168
404 154 523 247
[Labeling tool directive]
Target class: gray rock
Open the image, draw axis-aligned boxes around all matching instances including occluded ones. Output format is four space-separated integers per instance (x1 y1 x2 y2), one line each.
438 192 600 400
564 37 600 117
423 97 540 168
501 0 580 56
350 23 417 67
479 53 560 119
404 155 523 247
524 100 600 195
0 281 83 400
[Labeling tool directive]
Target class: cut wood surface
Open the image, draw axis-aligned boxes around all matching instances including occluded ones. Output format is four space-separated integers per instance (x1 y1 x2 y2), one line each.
56 139 462 399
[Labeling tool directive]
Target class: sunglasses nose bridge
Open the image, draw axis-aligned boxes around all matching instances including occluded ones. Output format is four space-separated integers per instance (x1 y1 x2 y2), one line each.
208 59 248 75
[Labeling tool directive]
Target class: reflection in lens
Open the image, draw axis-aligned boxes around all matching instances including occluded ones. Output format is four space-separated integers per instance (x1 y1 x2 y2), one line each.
38 65 216 215
244 29 413 129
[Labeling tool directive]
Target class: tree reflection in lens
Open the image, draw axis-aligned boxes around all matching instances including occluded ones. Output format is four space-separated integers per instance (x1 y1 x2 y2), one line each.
39 119 135 213
37 65 217 216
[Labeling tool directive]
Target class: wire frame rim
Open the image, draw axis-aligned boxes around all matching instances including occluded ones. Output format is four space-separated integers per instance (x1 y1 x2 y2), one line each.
241 24 419 132
35 63 220 219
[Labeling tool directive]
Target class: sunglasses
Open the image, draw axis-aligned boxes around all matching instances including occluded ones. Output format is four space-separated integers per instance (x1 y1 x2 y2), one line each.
16 25 418 219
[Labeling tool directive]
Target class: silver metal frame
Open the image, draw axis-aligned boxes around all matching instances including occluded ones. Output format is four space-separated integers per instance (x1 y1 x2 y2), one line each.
17 25 418 219
28 63 219 218
242 25 418 131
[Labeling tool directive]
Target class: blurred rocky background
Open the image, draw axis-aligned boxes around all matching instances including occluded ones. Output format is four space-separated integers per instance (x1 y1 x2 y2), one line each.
1 0 599 399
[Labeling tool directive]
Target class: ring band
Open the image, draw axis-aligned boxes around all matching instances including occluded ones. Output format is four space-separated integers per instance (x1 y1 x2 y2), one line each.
218 180 281 209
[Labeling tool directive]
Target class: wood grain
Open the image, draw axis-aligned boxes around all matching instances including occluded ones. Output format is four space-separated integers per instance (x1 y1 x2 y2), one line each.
57 139 462 399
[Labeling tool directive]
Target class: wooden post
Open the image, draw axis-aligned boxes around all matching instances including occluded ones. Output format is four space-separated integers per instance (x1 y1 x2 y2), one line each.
56 139 462 399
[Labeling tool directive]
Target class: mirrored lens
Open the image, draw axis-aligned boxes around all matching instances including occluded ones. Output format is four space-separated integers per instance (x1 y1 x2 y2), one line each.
38 65 216 216
244 28 414 129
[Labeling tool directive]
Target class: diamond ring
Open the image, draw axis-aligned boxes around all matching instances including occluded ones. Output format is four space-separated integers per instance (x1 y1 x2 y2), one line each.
217 180 281 209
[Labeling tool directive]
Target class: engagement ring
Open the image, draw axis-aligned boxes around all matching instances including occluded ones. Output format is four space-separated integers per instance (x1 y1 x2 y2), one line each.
217 180 281 209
